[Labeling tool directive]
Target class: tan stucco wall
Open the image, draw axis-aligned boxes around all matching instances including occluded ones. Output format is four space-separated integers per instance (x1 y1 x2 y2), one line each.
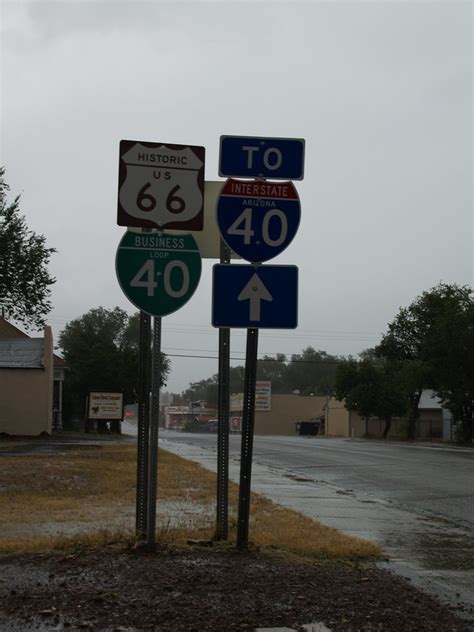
351 414 397 437
254 394 327 435
325 398 350 436
348 411 367 437
0 327 54 436
337 408 443 439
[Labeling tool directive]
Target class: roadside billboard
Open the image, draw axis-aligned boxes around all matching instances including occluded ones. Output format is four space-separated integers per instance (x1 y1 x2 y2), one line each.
230 385 271 412
255 381 271 411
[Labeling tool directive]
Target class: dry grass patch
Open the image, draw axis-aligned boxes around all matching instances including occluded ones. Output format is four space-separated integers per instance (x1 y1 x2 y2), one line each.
0 528 138 555
0 446 218 525
0 446 136 523
0 444 381 560
248 496 380 559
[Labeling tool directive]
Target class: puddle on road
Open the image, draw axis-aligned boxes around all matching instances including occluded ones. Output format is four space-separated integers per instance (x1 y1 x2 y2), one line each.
412 532 474 571
384 526 474 571
285 474 314 482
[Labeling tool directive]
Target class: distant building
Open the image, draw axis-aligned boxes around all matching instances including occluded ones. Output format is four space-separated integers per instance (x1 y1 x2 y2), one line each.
325 390 447 440
230 389 327 435
0 318 67 435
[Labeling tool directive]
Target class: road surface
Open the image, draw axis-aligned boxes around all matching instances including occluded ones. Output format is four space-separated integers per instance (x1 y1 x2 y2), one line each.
159 431 474 618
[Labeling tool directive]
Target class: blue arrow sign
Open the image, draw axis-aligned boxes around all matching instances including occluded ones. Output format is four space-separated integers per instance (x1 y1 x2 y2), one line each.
219 135 305 180
217 179 301 263
212 264 298 329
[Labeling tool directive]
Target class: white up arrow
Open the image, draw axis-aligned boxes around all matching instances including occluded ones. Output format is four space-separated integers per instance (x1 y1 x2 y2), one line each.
237 273 273 321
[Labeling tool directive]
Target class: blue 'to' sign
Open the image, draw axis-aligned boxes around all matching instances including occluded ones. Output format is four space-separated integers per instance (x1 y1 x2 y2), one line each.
219 135 305 180
217 179 301 263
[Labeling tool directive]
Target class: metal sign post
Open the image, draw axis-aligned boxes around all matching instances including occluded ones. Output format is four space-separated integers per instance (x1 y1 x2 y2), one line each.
237 328 259 549
216 240 231 540
136 311 151 537
147 316 162 550
215 133 305 550
117 140 206 548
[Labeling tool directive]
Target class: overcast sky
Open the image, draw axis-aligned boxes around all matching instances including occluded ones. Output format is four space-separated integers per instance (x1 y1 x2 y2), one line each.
1 0 472 394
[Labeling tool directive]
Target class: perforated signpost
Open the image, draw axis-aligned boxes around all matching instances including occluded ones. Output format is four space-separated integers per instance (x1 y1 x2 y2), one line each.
215 134 305 549
116 139 204 550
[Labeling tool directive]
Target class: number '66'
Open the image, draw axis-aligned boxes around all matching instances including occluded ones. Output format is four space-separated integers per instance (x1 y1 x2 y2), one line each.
137 183 186 214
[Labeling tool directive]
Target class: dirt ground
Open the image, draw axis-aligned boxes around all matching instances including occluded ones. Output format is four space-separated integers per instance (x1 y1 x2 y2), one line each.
1 435 472 631
1 545 472 632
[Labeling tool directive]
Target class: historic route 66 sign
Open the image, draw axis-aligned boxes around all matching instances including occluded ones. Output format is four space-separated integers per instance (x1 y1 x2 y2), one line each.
117 140 205 230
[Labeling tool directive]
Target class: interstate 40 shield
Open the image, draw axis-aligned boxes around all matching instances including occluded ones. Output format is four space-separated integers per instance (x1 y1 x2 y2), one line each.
116 231 201 318
217 179 300 263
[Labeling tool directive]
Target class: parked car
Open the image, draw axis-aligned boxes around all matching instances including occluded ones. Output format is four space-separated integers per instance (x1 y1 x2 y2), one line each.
205 419 218 432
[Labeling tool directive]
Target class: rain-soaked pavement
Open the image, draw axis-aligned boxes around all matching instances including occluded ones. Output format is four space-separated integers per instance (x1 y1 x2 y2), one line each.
158 430 474 618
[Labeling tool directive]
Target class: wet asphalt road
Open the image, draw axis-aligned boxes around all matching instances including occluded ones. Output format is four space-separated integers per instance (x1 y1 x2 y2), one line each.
161 431 474 616
163 432 474 529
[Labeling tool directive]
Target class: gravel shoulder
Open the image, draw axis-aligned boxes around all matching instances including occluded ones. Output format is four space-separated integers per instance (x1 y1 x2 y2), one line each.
1 546 472 632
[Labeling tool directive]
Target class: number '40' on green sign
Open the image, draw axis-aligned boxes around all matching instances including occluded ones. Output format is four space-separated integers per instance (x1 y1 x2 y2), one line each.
131 259 190 297
115 231 202 318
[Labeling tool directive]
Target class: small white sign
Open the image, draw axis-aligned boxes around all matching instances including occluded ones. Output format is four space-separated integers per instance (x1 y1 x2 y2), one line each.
230 394 244 411
88 392 123 420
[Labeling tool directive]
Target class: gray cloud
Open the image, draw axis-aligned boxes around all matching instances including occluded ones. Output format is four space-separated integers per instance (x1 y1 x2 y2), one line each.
1 0 471 392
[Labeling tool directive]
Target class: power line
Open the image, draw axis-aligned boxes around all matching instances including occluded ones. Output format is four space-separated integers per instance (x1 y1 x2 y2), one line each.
164 352 345 365
46 315 381 339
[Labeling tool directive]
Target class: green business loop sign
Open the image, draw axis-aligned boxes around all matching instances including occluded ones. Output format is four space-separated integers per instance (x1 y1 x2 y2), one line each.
116 231 201 317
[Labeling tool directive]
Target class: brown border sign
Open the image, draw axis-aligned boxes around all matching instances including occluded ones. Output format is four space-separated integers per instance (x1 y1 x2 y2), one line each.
88 392 124 420
117 140 205 230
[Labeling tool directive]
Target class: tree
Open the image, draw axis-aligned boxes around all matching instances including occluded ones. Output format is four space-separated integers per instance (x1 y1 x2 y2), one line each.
0 167 56 329
377 292 434 439
59 307 170 424
182 366 245 406
182 377 218 406
285 347 342 395
257 354 288 393
334 360 379 435
334 358 406 438
181 347 344 403
423 286 474 443
373 363 407 439
377 283 473 441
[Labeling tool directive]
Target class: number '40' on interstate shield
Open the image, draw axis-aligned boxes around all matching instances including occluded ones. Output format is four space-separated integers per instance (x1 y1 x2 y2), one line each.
217 179 301 263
